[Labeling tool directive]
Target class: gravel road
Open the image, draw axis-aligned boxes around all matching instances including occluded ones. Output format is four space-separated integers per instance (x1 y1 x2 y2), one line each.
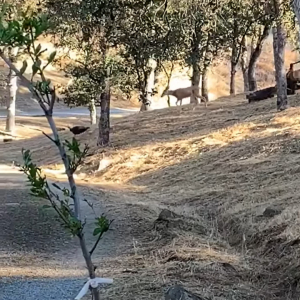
0 165 87 300
0 278 84 300
0 164 132 300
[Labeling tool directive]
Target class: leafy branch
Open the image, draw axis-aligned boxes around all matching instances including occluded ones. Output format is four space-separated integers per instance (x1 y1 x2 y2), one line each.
0 7 112 300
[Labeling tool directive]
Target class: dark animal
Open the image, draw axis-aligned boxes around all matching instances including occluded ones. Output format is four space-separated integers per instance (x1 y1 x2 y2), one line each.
68 126 90 135
287 77 298 95
286 64 300 95
246 86 276 103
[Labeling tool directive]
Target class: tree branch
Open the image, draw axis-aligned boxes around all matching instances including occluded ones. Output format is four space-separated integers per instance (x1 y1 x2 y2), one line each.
42 131 56 143
0 50 49 112
89 231 105 256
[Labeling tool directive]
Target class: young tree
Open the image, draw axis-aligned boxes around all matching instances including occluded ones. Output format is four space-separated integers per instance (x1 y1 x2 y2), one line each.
223 0 254 95
223 0 271 95
116 0 171 111
247 23 272 91
0 8 113 300
46 0 121 143
169 0 228 103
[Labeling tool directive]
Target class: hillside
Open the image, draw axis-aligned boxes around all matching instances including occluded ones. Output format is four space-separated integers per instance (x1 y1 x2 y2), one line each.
2 93 300 298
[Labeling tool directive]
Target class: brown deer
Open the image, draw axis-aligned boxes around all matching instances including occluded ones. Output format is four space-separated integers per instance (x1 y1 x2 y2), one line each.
161 86 207 107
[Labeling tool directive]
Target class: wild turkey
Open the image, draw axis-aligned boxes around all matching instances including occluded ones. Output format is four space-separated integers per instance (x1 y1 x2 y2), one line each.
68 126 90 135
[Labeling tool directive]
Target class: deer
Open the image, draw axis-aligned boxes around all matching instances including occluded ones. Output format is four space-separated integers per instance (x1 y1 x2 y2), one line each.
161 86 207 107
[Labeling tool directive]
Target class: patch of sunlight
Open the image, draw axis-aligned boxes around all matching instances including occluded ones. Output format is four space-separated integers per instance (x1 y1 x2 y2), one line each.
0 165 22 174
0 266 84 278
208 92 217 101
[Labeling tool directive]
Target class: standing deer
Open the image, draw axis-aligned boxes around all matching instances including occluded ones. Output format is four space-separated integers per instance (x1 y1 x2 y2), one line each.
161 86 207 107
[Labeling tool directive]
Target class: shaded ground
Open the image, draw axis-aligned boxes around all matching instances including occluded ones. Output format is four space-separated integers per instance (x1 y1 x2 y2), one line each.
0 164 144 299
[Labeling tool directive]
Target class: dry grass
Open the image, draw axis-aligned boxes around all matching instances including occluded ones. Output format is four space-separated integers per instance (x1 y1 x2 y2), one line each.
84 93 300 299
2 40 300 299
4 91 300 298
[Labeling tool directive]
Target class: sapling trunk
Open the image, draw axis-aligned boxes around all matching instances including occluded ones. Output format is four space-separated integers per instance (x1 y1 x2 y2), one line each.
0 51 101 300
46 113 99 299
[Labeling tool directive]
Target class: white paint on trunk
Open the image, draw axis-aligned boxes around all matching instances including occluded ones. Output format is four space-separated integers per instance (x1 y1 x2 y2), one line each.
6 48 19 134
141 58 157 111
89 99 97 125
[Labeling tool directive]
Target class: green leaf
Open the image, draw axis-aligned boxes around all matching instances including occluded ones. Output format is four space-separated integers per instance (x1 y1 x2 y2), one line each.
42 205 52 209
35 43 42 55
36 58 42 68
48 51 56 63
20 60 28 75
93 227 101 236
32 62 39 76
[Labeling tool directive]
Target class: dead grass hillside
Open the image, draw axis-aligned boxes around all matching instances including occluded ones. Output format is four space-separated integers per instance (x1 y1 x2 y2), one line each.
83 94 300 299
4 93 300 298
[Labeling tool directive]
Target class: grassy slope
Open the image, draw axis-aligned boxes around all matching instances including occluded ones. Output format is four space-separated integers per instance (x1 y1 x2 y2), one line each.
85 94 300 299
3 93 300 298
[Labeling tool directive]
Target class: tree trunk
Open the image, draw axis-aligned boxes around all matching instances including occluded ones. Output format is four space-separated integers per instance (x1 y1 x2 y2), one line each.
6 48 18 135
190 31 202 104
230 61 237 95
201 67 209 101
273 25 287 111
167 95 171 107
6 67 17 134
248 24 271 91
240 38 249 93
140 59 156 111
98 77 110 146
88 99 97 125
230 18 239 96
78 233 100 300
292 0 300 42
230 43 238 95
190 64 201 104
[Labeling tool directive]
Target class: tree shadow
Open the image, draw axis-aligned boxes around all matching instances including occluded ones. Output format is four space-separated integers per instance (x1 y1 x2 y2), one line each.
0 184 75 256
